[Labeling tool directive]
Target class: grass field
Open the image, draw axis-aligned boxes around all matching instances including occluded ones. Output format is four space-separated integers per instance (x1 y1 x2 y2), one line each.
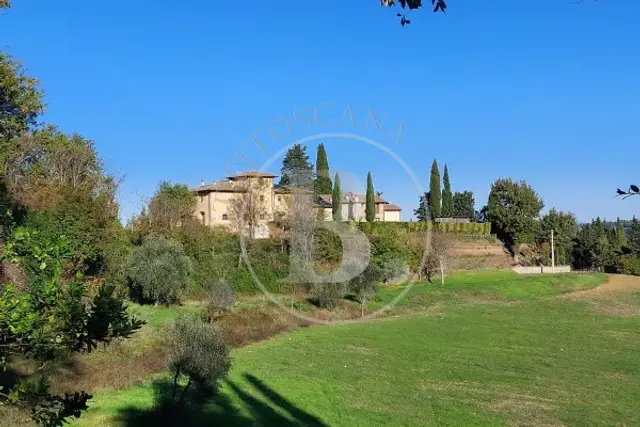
63 271 640 427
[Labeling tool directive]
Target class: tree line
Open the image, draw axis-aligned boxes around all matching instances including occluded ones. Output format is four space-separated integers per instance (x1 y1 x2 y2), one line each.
414 160 476 222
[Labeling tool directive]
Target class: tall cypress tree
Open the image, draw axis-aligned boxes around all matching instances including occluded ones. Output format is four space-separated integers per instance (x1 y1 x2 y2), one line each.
314 143 332 194
279 143 313 188
441 164 453 217
365 172 375 222
428 160 441 219
332 173 342 221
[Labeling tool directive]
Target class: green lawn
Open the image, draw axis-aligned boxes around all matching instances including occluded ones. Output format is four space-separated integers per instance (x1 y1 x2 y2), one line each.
69 272 640 427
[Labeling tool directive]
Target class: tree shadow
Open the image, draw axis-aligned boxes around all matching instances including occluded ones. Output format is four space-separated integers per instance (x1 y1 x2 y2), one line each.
115 373 328 427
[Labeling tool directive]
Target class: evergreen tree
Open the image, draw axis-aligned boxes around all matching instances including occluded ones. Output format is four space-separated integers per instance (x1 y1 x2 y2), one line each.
452 191 475 220
428 160 441 219
628 217 640 256
332 173 342 221
616 217 628 249
486 178 544 255
414 192 430 222
365 172 376 222
314 143 332 194
279 143 313 188
441 164 453 217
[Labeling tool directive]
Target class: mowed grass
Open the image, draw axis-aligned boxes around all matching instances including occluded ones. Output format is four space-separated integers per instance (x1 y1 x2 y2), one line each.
69 272 640 427
374 270 607 310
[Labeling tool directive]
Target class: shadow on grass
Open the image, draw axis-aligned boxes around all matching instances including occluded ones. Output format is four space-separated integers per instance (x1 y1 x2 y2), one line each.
116 373 327 427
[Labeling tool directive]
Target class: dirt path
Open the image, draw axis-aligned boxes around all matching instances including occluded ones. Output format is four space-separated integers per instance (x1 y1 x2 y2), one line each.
559 274 640 317
561 274 640 300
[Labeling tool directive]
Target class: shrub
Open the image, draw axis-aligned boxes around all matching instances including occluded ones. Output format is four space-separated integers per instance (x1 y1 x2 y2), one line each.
166 316 231 403
617 255 640 276
309 282 346 309
349 263 383 316
125 236 193 305
203 283 236 322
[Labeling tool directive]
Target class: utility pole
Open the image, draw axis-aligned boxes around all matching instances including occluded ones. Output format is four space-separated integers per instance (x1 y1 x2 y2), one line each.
551 229 555 273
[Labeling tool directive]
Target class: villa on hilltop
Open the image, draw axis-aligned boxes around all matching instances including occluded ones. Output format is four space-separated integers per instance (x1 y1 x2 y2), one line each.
191 171 402 238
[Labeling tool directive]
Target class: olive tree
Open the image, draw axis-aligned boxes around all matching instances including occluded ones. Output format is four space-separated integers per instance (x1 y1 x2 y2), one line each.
125 236 193 305
166 316 231 403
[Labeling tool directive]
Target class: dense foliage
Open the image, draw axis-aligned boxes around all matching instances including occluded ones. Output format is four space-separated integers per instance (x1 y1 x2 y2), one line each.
0 229 142 425
125 236 194 305
278 143 313 188
536 209 577 266
452 191 475 220
487 178 544 253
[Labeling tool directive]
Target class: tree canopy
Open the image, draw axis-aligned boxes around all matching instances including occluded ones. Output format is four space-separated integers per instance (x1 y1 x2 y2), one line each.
279 143 313 188
487 178 544 252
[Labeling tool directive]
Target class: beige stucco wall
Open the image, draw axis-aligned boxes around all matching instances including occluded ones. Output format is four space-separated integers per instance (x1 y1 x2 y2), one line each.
195 180 401 233
384 210 401 222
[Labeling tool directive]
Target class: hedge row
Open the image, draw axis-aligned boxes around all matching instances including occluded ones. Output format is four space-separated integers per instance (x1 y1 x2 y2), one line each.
355 221 491 235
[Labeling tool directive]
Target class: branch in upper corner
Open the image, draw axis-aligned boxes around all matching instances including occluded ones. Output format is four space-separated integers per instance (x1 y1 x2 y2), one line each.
616 185 640 199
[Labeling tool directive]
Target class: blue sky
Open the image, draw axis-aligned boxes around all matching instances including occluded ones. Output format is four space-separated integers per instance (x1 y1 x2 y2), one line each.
1 0 639 222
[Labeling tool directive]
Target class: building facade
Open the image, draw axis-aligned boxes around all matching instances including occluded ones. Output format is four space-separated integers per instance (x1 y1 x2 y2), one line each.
192 171 402 237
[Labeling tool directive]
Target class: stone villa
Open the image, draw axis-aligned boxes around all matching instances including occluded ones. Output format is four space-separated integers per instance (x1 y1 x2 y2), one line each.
191 171 402 237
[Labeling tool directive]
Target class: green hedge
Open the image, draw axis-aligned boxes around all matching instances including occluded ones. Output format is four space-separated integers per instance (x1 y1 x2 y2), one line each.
355 221 491 235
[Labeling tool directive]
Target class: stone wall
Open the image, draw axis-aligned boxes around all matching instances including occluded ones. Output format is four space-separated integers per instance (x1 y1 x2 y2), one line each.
513 266 572 274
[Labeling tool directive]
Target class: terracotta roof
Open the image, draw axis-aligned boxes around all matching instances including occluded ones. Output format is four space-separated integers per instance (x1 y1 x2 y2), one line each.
227 170 276 179
192 181 247 193
385 204 402 211
274 186 313 194
317 194 388 206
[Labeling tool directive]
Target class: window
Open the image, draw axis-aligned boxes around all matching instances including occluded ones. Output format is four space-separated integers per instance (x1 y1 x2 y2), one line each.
277 196 281 202
222 214 228 221
200 211 205 224
259 195 265 202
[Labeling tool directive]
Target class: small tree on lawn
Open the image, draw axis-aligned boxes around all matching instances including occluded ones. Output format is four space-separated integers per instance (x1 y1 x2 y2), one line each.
430 232 453 285
203 283 235 322
349 263 383 317
125 236 193 305
166 316 231 404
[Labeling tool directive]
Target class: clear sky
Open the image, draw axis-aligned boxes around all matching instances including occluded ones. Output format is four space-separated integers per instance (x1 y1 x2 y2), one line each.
1 0 639 223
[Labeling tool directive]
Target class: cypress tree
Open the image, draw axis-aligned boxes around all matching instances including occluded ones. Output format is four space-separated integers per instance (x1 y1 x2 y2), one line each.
314 143 332 194
365 172 375 222
428 160 441 219
442 164 453 217
332 173 342 221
